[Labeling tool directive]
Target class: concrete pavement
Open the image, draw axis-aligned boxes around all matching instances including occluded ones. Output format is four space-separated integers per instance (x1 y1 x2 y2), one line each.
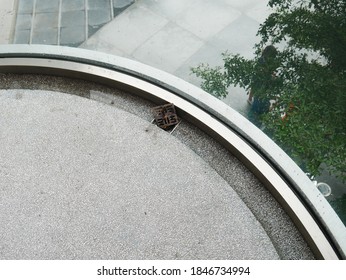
0 89 279 259
0 0 16 44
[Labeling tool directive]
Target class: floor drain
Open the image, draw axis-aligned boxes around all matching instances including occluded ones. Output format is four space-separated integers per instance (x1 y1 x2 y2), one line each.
152 103 180 131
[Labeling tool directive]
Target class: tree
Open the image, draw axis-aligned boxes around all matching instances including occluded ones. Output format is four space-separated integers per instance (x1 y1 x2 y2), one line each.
191 0 346 181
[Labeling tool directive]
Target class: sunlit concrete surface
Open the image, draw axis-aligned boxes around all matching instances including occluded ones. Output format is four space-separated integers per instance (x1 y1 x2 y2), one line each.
0 89 280 259
0 0 16 44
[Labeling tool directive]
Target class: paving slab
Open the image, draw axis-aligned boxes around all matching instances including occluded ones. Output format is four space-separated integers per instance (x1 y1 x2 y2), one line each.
133 22 204 73
61 10 85 27
17 0 34 14
14 13 32 30
31 28 58 45
0 89 279 260
83 4 169 55
61 0 85 12
245 1 272 23
88 0 111 10
138 0 192 20
88 8 112 27
33 12 59 31
173 0 241 40
224 0 266 11
211 14 261 59
60 26 86 47
12 29 31 44
113 0 135 10
0 0 16 44
35 0 60 13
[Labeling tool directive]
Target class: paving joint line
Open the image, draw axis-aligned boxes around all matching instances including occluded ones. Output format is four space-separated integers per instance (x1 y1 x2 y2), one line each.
57 0 62 45
29 0 37 44
110 0 114 19
85 0 88 42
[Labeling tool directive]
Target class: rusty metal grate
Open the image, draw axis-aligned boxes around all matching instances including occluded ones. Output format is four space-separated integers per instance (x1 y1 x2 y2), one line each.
152 103 179 130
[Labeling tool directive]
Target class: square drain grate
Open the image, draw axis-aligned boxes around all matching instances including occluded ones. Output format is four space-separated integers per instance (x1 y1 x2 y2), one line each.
152 103 179 130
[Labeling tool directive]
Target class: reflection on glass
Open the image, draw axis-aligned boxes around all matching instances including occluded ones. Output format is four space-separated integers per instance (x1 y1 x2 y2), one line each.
5 0 346 226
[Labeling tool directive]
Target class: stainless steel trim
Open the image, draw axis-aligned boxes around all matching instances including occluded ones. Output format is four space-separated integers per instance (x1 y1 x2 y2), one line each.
0 45 345 259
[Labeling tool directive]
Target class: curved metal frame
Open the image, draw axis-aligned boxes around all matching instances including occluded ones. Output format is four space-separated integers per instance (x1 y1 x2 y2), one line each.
0 45 345 259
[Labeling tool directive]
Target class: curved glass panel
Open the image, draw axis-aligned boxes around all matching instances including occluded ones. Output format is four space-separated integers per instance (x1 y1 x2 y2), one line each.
1 0 345 257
